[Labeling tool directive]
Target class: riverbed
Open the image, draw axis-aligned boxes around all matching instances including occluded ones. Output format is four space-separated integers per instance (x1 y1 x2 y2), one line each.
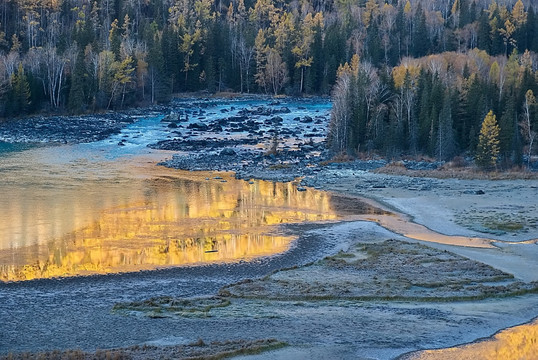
0 97 537 359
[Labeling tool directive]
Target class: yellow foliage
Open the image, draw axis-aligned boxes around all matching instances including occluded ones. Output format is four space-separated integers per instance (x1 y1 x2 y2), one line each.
489 60 500 84
511 0 526 26
392 61 420 89
476 110 500 169
404 0 411 14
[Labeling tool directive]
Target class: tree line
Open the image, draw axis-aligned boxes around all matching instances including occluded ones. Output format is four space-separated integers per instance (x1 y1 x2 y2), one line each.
327 0 538 168
0 0 536 114
0 0 537 166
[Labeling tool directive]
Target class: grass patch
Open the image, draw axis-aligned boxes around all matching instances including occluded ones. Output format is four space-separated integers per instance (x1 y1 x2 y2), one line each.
1 339 286 360
268 163 291 170
483 220 524 232
455 210 537 235
113 296 230 317
221 240 538 302
374 165 538 180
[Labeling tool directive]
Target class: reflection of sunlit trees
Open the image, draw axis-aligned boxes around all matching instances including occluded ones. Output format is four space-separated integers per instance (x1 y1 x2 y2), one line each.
0 173 337 282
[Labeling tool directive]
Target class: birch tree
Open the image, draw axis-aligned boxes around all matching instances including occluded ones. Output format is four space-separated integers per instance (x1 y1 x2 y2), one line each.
521 90 536 168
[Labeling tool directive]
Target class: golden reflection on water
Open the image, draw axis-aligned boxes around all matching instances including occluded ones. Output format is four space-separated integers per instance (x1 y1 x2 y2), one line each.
0 165 346 281
408 318 538 360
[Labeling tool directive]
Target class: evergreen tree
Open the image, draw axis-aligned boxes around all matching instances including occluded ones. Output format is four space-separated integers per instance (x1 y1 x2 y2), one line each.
11 63 31 115
436 90 456 160
109 19 122 60
69 50 87 113
477 11 491 52
528 7 538 52
412 4 428 57
498 93 517 164
306 21 324 94
476 110 500 170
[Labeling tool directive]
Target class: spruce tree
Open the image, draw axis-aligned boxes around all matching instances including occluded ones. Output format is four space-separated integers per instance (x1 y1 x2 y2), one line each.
477 11 491 52
11 63 31 115
412 4 428 57
69 50 87 113
528 7 538 52
437 90 456 161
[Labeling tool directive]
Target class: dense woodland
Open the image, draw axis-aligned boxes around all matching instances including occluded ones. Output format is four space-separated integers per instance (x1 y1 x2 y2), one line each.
0 0 537 165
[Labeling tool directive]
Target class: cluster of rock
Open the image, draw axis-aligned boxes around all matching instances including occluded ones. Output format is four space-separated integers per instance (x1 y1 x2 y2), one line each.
0 113 133 144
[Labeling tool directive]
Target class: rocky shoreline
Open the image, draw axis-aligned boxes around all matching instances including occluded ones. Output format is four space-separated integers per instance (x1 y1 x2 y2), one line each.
0 112 136 144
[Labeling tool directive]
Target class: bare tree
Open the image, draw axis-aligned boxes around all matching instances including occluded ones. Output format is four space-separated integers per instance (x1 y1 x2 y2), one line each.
265 48 287 95
521 90 536 168
328 71 352 154
44 45 68 108
237 35 254 93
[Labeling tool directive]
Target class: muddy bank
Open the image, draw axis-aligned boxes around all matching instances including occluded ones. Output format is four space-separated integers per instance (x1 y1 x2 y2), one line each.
303 168 538 243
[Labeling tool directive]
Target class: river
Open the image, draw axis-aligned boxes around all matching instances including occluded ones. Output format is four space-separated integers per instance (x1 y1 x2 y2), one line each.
0 98 372 352
0 99 536 358
0 99 353 282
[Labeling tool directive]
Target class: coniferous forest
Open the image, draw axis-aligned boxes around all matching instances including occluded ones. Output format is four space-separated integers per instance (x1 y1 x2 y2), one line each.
0 0 537 165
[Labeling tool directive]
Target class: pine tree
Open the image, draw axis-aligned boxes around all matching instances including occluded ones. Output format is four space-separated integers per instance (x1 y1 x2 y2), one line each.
477 11 491 52
109 19 121 60
11 63 31 115
498 94 517 164
476 110 500 170
437 91 456 161
412 4 428 57
69 50 87 113
528 6 538 52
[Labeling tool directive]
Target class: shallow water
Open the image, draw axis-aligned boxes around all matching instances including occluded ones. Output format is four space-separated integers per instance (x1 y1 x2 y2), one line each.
0 99 366 282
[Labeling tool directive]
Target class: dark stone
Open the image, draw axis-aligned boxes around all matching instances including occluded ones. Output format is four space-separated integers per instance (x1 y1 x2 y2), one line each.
187 122 208 131
220 148 236 156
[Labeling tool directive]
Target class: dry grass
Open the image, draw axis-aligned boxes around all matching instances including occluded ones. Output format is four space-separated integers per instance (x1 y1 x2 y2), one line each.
1 339 286 360
375 163 538 180
319 152 354 166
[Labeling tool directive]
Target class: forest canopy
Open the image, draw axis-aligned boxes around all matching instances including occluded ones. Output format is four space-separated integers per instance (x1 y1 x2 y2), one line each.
0 0 537 165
